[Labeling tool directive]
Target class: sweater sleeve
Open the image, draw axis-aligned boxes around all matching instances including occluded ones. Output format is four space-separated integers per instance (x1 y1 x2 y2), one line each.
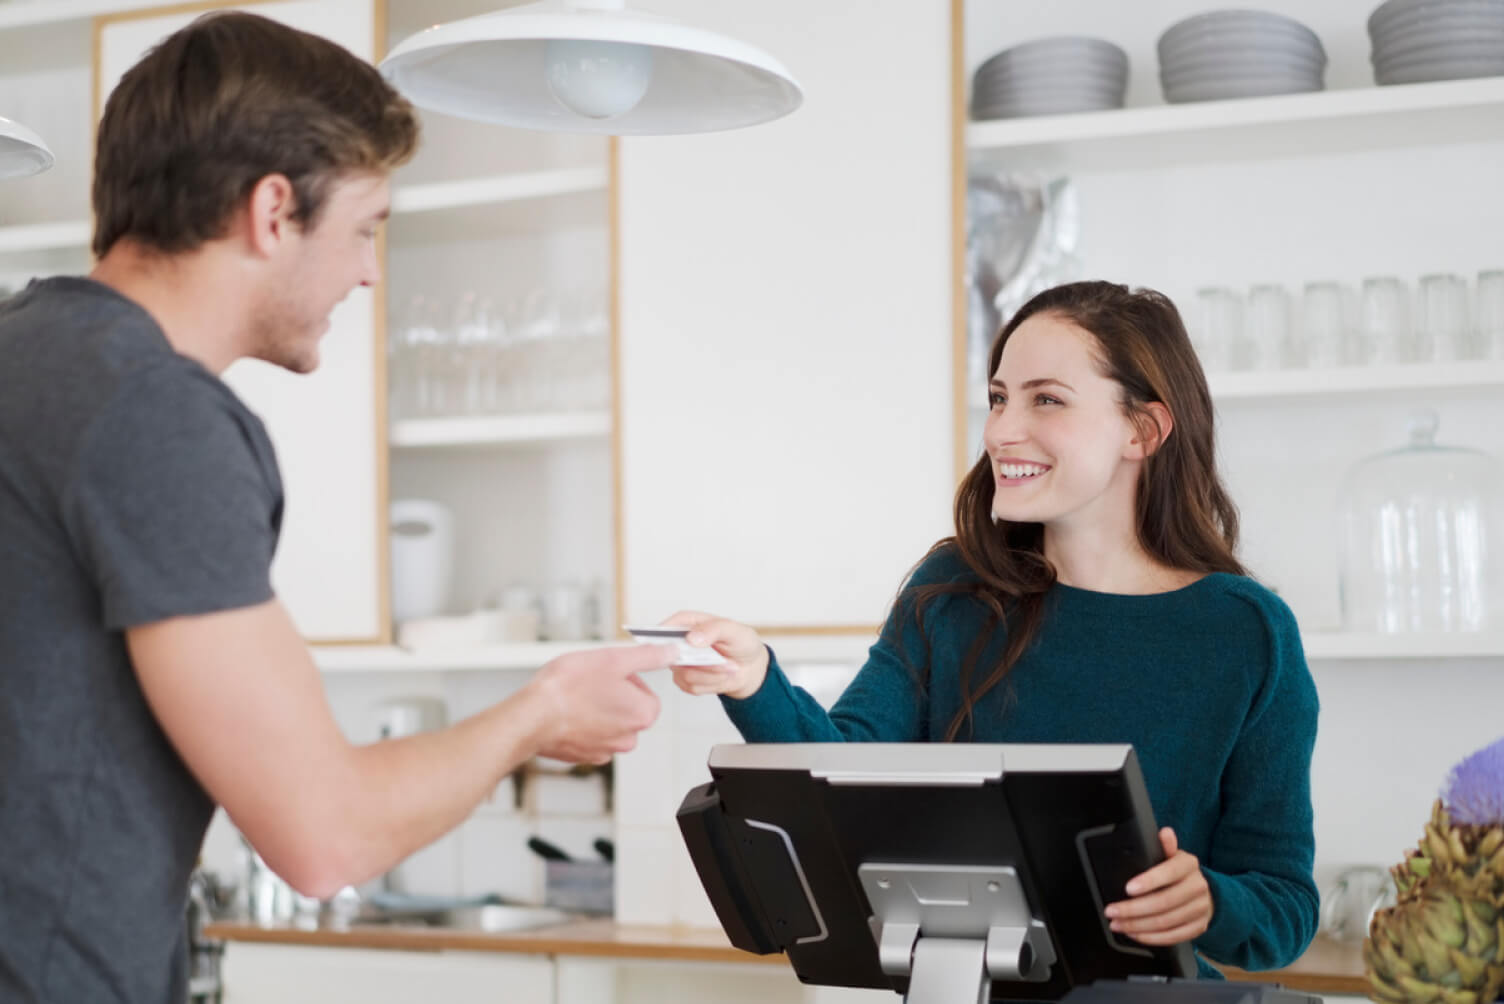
1194 591 1321 971
721 556 950 742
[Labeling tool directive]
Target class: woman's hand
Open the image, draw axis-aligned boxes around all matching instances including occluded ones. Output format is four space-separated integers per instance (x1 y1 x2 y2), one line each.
661 610 770 700
1104 827 1213 946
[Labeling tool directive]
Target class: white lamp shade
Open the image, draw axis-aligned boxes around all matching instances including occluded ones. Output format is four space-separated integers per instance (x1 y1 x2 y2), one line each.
380 0 803 135
0 116 53 180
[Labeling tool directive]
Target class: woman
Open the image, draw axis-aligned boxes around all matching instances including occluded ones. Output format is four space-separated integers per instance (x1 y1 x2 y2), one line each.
668 280 1319 977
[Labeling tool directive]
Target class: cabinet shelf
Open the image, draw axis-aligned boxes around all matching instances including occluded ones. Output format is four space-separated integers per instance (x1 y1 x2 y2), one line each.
314 633 882 673
1303 632 1504 661
389 411 611 449
1209 359 1504 401
965 360 1504 410
966 76 1504 172
0 167 608 258
313 631 1500 672
0 0 155 29
0 220 91 256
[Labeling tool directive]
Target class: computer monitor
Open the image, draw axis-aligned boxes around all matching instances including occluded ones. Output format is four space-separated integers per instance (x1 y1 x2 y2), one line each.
677 743 1197 1004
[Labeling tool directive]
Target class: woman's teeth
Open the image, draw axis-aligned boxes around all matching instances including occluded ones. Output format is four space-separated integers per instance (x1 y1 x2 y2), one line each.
1000 463 1047 479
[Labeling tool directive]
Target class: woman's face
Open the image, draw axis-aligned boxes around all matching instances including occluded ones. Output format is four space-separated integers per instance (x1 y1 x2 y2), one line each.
983 312 1144 531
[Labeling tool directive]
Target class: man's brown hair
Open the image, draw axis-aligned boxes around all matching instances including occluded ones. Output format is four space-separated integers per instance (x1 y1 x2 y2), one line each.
92 10 419 258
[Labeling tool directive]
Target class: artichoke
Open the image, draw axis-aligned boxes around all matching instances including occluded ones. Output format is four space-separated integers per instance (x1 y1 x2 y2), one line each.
1393 800 1504 905
1364 887 1504 1004
1367 736 1504 1004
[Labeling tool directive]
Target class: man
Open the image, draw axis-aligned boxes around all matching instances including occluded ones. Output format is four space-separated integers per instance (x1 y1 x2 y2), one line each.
0 12 674 1003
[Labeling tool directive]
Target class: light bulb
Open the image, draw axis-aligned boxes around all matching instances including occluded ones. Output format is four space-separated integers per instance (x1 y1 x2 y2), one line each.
544 38 654 120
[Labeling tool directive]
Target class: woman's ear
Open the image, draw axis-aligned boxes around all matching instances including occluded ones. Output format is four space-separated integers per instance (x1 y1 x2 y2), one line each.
1126 401 1174 459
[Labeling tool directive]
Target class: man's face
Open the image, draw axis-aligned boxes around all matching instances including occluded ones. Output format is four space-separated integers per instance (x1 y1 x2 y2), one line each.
252 171 389 374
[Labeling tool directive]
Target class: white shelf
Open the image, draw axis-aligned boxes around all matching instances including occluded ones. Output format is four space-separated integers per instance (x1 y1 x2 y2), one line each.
312 630 1498 672
1209 359 1504 400
0 220 90 256
314 633 879 673
962 360 1504 409
0 0 155 30
389 411 611 449
1303 632 1504 661
0 166 607 258
388 167 608 245
966 77 1504 172
392 167 607 216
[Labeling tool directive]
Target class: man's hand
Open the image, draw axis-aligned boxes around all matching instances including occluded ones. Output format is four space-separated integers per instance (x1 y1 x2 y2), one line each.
526 643 677 764
1104 827 1213 946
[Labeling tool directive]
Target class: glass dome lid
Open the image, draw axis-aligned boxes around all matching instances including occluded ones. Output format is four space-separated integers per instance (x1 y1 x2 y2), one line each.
1337 408 1503 633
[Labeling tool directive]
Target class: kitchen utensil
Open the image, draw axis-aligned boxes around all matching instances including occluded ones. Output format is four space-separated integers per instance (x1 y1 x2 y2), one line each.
527 836 573 862
389 498 454 622
374 696 447 741
1320 866 1396 941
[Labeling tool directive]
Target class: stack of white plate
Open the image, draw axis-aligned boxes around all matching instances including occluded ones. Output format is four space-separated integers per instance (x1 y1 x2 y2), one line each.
970 36 1128 120
1369 0 1504 85
1158 10 1327 103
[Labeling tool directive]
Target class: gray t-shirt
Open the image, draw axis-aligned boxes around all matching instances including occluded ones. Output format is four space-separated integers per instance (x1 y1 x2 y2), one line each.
0 277 283 1003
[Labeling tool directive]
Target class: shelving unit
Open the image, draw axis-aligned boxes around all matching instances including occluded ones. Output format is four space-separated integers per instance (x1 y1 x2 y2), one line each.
315 633 881 673
0 168 609 257
1207 360 1504 400
312 629 1502 673
0 0 157 30
966 76 1504 171
389 411 610 449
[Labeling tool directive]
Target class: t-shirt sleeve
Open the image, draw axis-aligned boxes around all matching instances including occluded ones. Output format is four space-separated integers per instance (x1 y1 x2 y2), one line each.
62 365 281 629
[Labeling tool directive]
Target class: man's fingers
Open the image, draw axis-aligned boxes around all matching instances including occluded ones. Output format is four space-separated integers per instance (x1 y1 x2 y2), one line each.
662 610 714 628
570 642 678 675
1159 827 1178 857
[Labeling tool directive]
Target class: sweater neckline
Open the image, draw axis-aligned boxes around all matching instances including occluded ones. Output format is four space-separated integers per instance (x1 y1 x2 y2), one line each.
1049 572 1234 617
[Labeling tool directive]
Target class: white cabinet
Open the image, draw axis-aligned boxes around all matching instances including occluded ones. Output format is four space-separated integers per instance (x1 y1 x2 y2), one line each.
221 943 552 1004
615 0 955 630
959 0 1504 871
0 1 619 651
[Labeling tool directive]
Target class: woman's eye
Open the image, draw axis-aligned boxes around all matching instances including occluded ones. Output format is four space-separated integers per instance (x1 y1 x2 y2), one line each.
989 392 1006 407
1035 394 1062 406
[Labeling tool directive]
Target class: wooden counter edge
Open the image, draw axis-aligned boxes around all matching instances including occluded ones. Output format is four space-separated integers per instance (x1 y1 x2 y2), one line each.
204 920 1370 994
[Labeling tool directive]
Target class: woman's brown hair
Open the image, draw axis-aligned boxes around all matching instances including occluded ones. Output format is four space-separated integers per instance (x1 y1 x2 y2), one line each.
900 280 1246 740
92 10 420 258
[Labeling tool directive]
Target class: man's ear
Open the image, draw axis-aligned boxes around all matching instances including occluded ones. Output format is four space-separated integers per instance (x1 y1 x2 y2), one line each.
1126 401 1173 460
242 174 297 257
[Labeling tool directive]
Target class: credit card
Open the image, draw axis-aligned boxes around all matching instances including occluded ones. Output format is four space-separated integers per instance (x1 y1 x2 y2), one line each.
623 625 727 666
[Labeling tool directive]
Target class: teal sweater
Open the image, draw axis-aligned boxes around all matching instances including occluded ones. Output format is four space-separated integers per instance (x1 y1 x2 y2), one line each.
721 547 1320 976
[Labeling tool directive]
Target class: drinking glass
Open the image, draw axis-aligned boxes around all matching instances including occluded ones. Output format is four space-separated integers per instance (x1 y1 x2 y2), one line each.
1476 270 1504 361
1299 281 1351 368
1415 273 1470 362
1358 277 1409 365
1192 286 1240 372
1245 284 1291 370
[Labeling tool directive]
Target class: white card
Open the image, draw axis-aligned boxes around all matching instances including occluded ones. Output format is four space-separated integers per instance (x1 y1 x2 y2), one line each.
623 625 728 667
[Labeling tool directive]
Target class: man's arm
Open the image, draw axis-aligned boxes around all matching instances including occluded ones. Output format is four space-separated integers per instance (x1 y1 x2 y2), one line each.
127 599 671 898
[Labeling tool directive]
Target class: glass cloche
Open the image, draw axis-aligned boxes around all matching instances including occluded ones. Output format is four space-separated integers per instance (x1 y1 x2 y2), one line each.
1338 409 1503 633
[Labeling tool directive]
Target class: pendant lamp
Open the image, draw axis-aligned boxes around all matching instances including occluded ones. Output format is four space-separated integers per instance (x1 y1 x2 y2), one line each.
380 0 802 135
0 116 53 179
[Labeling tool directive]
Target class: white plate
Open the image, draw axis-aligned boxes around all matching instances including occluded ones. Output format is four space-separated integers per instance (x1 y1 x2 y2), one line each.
1160 12 1322 54
976 35 1128 71
1164 74 1324 102
1369 0 1504 37
1374 57 1504 82
1371 32 1504 63
1161 51 1326 78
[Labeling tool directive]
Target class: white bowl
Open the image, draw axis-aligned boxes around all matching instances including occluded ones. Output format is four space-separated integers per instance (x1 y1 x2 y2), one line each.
1160 10 1323 55
1374 55 1504 82
1372 34 1504 63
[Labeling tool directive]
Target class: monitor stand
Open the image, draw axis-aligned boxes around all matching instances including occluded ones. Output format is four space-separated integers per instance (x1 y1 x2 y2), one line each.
860 863 1058 1004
